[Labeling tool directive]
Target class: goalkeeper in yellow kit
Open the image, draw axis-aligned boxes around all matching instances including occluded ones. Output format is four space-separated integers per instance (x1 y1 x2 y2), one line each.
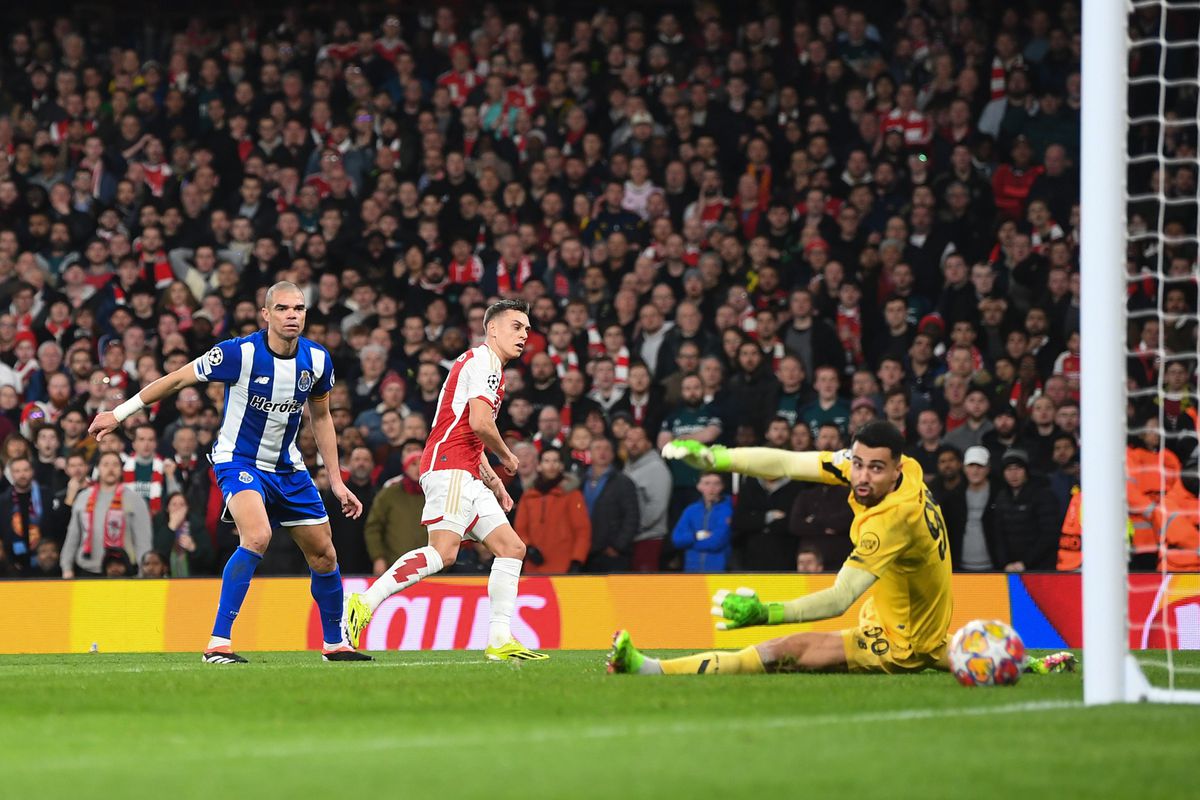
609 421 953 675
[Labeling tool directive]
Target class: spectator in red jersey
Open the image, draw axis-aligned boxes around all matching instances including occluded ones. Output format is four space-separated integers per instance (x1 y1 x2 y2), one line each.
992 136 1044 221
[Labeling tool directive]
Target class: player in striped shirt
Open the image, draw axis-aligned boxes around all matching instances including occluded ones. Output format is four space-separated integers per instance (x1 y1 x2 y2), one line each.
88 281 371 664
345 299 548 661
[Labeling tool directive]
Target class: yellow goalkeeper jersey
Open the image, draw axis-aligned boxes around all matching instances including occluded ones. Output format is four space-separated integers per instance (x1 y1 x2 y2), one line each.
814 450 953 656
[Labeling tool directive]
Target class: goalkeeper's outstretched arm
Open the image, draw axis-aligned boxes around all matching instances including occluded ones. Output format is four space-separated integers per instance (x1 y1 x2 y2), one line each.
662 440 840 483
775 564 876 623
714 563 876 629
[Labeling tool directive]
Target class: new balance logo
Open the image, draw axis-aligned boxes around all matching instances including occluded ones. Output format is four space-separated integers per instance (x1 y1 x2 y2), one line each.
253 376 271 385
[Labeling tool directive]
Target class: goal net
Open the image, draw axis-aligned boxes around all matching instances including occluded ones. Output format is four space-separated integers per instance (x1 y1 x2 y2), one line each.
1085 0 1200 704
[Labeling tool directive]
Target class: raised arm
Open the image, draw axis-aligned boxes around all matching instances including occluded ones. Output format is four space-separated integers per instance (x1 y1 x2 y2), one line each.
662 440 847 485
88 361 201 440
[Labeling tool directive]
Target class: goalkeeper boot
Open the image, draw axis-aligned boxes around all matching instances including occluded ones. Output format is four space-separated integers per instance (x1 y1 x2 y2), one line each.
322 645 374 662
202 646 249 665
344 592 372 649
606 629 646 675
1026 651 1077 674
485 638 550 662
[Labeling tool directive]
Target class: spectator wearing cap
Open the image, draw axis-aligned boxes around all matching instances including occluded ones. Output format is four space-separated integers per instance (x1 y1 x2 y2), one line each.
848 396 878 438
956 446 1001 572
991 448 1062 572
364 449 427 576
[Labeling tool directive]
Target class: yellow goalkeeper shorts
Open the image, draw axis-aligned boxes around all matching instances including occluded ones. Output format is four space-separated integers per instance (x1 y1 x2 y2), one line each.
840 598 950 674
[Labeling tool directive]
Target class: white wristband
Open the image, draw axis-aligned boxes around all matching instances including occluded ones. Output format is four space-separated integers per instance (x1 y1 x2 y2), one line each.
112 394 146 422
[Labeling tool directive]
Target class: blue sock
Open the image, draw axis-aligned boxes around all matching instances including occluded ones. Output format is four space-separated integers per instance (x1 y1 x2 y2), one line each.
310 565 345 647
211 546 262 639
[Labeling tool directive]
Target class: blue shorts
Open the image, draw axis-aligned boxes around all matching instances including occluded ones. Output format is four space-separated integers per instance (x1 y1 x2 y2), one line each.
213 462 329 529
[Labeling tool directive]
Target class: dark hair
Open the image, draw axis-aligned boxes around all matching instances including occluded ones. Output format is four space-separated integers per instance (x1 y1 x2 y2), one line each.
796 544 824 564
851 421 906 460
937 444 964 460
484 299 530 328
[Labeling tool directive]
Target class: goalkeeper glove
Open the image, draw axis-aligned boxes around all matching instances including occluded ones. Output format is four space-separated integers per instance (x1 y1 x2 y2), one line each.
710 587 787 630
661 440 732 471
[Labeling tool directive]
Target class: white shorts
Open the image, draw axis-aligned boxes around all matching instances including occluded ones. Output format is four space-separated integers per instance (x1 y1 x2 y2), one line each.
419 469 508 541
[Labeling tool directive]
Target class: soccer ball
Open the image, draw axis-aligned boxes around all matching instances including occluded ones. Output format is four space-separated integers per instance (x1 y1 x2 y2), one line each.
948 619 1027 687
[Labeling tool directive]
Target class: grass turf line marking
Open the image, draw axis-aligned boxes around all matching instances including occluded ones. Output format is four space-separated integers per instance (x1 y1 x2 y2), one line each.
1137 659 1200 675
0 658 470 675
6 700 1083 773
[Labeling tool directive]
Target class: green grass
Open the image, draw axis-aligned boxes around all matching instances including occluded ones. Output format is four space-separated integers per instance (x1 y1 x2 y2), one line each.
2 650 1198 799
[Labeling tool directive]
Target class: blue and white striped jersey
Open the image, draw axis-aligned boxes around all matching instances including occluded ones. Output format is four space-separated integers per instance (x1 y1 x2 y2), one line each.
193 330 334 473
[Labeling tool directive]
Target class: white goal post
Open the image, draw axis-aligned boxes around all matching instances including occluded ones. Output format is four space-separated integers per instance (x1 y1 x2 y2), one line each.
1082 0 1200 705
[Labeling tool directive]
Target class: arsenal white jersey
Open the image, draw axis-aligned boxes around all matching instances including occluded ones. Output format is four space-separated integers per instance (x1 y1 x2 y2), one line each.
420 344 505 478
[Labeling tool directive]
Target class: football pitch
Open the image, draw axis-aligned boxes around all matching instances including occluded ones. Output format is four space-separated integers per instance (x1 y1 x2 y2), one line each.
3 650 1198 799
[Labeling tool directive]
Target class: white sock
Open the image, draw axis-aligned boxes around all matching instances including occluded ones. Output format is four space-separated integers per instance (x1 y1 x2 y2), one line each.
487 557 523 648
207 636 231 651
639 657 664 675
362 546 445 611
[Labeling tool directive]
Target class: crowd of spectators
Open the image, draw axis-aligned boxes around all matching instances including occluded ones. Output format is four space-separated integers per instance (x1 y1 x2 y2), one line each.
0 3 1195 580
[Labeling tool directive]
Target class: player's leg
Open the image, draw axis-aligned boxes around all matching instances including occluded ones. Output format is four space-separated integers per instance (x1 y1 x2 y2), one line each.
286 521 373 661
475 518 548 661
271 470 372 661
354 528 460 610
346 471 468 646
204 471 272 664
607 629 846 675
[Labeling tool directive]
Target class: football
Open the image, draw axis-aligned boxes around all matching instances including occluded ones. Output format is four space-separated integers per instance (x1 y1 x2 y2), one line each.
949 619 1027 687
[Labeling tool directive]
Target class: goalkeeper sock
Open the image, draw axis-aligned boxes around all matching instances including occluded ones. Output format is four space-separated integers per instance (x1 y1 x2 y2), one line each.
487 557 523 648
362 545 444 611
658 646 766 675
211 546 262 640
310 564 346 648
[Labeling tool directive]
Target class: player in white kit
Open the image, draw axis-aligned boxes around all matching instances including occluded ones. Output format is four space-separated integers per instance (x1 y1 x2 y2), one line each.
345 299 548 661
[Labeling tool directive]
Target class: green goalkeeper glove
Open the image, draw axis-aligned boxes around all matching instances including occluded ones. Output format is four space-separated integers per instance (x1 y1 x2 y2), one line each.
661 440 732 471
710 588 787 630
